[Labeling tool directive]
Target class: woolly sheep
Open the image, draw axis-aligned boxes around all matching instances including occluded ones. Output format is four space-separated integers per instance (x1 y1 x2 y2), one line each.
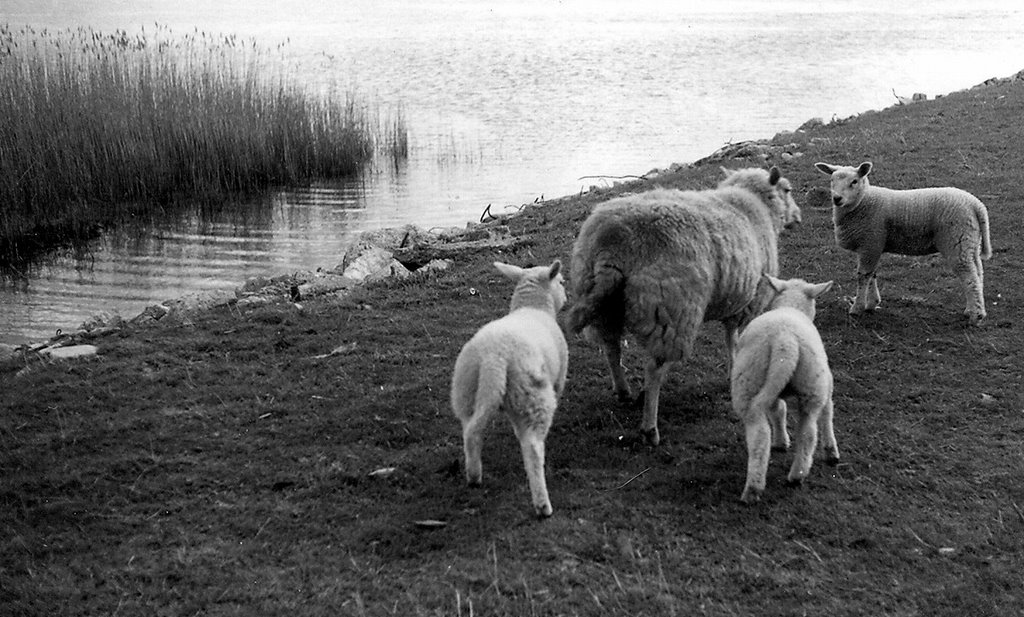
568 166 802 446
450 260 568 518
814 161 992 323
730 275 839 504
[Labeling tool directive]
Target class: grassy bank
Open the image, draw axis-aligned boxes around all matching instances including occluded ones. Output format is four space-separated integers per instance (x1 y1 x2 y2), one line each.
2 78 1024 616
0 24 406 267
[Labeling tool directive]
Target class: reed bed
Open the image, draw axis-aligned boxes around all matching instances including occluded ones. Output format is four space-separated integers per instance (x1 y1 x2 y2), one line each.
0 24 407 266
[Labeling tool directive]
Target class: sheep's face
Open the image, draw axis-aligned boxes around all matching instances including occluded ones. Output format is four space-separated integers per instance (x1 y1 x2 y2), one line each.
816 162 872 209
774 176 802 230
548 270 568 313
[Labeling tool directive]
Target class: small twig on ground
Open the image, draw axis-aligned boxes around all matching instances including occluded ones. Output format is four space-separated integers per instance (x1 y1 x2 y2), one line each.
1010 500 1024 524
793 539 823 563
609 467 650 491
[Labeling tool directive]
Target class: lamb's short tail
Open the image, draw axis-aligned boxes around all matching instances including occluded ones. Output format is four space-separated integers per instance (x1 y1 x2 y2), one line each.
566 263 625 334
452 354 508 424
749 339 798 413
976 200 992 260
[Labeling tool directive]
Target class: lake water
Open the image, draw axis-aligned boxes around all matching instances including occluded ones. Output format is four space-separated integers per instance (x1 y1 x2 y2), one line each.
2 0 1023 345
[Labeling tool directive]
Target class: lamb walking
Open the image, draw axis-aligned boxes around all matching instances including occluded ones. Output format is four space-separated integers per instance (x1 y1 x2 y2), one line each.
451 260 568 517
730 275 839 504
568 166 802 445
815 161 992 323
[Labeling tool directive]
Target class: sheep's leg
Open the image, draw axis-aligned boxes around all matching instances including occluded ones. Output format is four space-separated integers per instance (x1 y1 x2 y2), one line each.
587 326 632 401
741 410 772 504
723 322 740 376
768 399 790 452
640 359 671 446
819 397 840 465
852 253 881 313
955 252 986 324
510 405 554 518
461 412 490 486
786 397 822 486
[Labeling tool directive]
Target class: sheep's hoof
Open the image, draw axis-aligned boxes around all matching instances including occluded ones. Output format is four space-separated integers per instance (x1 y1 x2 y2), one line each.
771 444 789 453
965 311 985 325
466 476 483 487
740 487 762 504
640 427 660 447
826 454 841 466
785 476 805 488
615 389 634 404
534 503 553 519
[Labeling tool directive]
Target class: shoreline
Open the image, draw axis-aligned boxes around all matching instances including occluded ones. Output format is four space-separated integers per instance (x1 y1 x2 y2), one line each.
3 67 1023 359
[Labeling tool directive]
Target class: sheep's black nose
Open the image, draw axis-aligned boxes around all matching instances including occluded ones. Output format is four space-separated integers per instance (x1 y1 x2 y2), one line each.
832 195 843 207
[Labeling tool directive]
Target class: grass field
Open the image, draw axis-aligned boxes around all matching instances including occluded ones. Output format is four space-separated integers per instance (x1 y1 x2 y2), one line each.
1 77 1023 616
0 24 406 268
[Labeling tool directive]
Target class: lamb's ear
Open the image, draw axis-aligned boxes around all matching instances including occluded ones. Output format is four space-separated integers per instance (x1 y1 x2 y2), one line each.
547 259 562 280
762 273 785 293
857 162 872 177
494 261 524 280
814 162 837 175
768 166 781 186
807 280 834 298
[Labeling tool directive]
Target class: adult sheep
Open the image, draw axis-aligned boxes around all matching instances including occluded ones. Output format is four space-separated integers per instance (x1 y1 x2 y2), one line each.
730 275 838 504
568 166 802 446
814 161 992 323
451 260 568 518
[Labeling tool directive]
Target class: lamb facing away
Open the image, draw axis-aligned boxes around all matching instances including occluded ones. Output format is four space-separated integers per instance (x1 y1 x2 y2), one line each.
451 260 568 518
730 275 839 504
568 166 802 446
814 161 992 323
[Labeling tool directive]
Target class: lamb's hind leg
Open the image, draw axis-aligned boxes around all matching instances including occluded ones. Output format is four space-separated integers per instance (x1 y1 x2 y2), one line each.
786 396 823 487
955 250 986 324
510 396 555 518
741 408 773 504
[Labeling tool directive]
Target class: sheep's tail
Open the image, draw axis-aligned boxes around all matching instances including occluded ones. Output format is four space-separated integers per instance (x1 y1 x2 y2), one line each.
566 263 624 334
451 353 508 425
749 339 798 413
976 200 992 260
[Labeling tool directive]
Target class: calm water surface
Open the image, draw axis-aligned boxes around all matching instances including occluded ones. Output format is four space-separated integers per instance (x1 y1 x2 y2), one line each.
2 0 1023 344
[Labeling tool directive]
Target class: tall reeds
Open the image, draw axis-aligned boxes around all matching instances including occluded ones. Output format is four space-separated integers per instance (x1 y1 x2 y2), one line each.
0 24 407 266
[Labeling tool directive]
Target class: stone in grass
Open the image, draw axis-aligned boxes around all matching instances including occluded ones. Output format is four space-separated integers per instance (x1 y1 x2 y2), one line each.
41 344 99 359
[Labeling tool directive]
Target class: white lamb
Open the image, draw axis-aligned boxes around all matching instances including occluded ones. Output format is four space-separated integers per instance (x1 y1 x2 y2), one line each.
731 275 839 504
814 161 992 323
450 260 568 518
568 166 802 446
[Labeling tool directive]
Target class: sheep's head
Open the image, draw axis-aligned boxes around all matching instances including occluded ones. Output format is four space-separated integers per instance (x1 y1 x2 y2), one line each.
815 161 872 209
720 166 802 230
495 260 567 313
764 274 833 321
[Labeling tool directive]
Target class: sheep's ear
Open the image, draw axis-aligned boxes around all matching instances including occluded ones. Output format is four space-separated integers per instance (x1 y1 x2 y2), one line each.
768 166 781 185
857 162 872 177
814 162 837 175
807 280 834 298
762 273 785 293
548 259 562 279
494 261 524 280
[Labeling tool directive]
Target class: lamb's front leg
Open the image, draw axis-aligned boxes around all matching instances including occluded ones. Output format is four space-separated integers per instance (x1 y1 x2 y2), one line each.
640 358 671 446
852 253 882 314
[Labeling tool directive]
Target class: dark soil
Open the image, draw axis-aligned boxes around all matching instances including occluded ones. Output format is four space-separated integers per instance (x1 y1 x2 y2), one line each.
3 79 1024 616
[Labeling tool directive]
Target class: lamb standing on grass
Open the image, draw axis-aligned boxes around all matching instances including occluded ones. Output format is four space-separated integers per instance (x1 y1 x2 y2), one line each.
815 161 992 323
568 166 802 446
730 275 839 504
451 260 568 518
